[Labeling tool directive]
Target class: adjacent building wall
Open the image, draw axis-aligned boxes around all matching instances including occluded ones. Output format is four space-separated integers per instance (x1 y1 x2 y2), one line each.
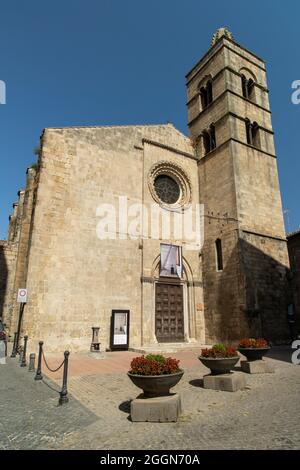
287 230 300 335
0 241 18 334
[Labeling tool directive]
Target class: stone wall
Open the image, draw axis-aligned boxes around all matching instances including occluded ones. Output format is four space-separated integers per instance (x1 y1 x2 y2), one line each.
21 124 203 352
240 231 290 342
0 241 18 336
287 231 300 334
5 168 37 336
187 33 290 344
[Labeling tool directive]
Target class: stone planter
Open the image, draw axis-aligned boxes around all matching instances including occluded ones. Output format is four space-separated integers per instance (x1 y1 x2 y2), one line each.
127 370 184 398
198 356 239 375
238 347 270 361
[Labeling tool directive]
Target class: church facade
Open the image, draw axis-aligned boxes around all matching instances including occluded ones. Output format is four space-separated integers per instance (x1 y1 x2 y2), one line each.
0 29 291 352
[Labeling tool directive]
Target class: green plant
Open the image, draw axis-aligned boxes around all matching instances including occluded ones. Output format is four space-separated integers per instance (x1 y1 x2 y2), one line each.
145 354 166 363
212 343 227 354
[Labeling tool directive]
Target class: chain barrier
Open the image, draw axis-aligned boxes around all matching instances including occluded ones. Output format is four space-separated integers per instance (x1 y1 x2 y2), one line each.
11 338 71 406
42 350 65 373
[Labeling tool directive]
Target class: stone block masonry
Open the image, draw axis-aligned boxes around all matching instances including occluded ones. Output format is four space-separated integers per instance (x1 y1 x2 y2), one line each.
130 393 182 422
203 372 247 392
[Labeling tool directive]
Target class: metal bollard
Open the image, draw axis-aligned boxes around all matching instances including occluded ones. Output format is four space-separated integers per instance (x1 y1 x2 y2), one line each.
34 341 43 380
59 351 70 405
10 331 18 357
18 346 23 363
20 335 28 367
10 332 18 358
28 353 35 372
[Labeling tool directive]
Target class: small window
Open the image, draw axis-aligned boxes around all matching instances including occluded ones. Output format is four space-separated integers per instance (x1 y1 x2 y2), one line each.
245 119 260 149
252 122 260 148
203 131 211 155
210 124 216 151
241 75 248 98
245 119 252 145
200 87 208 110
247 79 255 101
206 80 213 105
203 125 217 156
199 79 213 111
215 238 223 271
241 75 255 102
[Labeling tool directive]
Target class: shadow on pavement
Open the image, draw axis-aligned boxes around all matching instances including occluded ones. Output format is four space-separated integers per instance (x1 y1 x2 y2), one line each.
266 346 293 364
189 378 204 388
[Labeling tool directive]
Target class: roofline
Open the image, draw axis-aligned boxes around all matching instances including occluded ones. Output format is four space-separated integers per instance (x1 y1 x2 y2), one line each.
42 123 177 131
186 35 265 79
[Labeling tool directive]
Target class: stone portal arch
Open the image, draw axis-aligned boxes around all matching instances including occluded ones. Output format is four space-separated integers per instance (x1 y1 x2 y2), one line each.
142 251 198 345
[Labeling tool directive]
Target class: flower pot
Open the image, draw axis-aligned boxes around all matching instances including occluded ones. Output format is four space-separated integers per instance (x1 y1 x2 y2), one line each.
198 356 239 375
127 370 184 398
238 347 270 361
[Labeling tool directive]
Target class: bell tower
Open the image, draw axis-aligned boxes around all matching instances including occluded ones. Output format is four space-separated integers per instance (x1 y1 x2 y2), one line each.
186 28 290 343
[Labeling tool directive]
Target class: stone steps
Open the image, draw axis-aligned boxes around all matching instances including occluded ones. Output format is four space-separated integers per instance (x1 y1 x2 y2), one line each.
129 342 207 354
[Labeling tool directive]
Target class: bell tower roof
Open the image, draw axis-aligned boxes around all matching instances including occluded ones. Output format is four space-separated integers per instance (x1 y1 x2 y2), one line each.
211 27 234 46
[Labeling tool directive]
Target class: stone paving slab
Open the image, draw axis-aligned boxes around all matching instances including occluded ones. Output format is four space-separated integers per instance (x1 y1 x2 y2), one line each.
0 359 99 450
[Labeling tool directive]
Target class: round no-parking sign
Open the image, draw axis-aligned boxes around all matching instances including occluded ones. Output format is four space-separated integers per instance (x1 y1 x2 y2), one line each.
17 289 28 303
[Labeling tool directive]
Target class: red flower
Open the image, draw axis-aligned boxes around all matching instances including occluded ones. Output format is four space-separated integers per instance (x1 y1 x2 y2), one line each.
129 355 181 375
239 338 269 348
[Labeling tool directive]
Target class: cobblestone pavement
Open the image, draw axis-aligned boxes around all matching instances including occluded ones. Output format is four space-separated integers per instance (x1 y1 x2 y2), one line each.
0 348 300 450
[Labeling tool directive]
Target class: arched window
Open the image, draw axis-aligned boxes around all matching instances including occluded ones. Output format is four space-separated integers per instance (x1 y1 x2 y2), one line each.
203 131 211 155
241 75 255 102
241 74 248 98
202 124 217 155
245 119 261 149
245 118 252 145
206 80 213 106
199 79 213 111
247 79 255 101
252 122 260 148
200 86 208 110
210 124 216 150
215 238 223 271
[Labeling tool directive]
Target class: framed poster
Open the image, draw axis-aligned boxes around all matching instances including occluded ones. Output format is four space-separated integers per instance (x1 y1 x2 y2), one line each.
110 310 130 350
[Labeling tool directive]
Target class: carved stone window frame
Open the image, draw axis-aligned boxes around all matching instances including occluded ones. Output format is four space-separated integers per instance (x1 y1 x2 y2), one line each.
148 161 192 211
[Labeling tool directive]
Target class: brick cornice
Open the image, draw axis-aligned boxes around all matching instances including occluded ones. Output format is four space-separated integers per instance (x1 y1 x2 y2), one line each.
142 139 197 160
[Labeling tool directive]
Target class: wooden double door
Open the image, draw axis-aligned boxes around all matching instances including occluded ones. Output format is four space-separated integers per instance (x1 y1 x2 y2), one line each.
155 282 184 343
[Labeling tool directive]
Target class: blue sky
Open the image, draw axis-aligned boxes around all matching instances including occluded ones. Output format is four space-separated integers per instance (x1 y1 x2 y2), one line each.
0 0 299 239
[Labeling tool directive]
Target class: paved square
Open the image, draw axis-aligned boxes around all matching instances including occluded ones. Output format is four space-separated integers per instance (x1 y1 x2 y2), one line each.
0 347 299 450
